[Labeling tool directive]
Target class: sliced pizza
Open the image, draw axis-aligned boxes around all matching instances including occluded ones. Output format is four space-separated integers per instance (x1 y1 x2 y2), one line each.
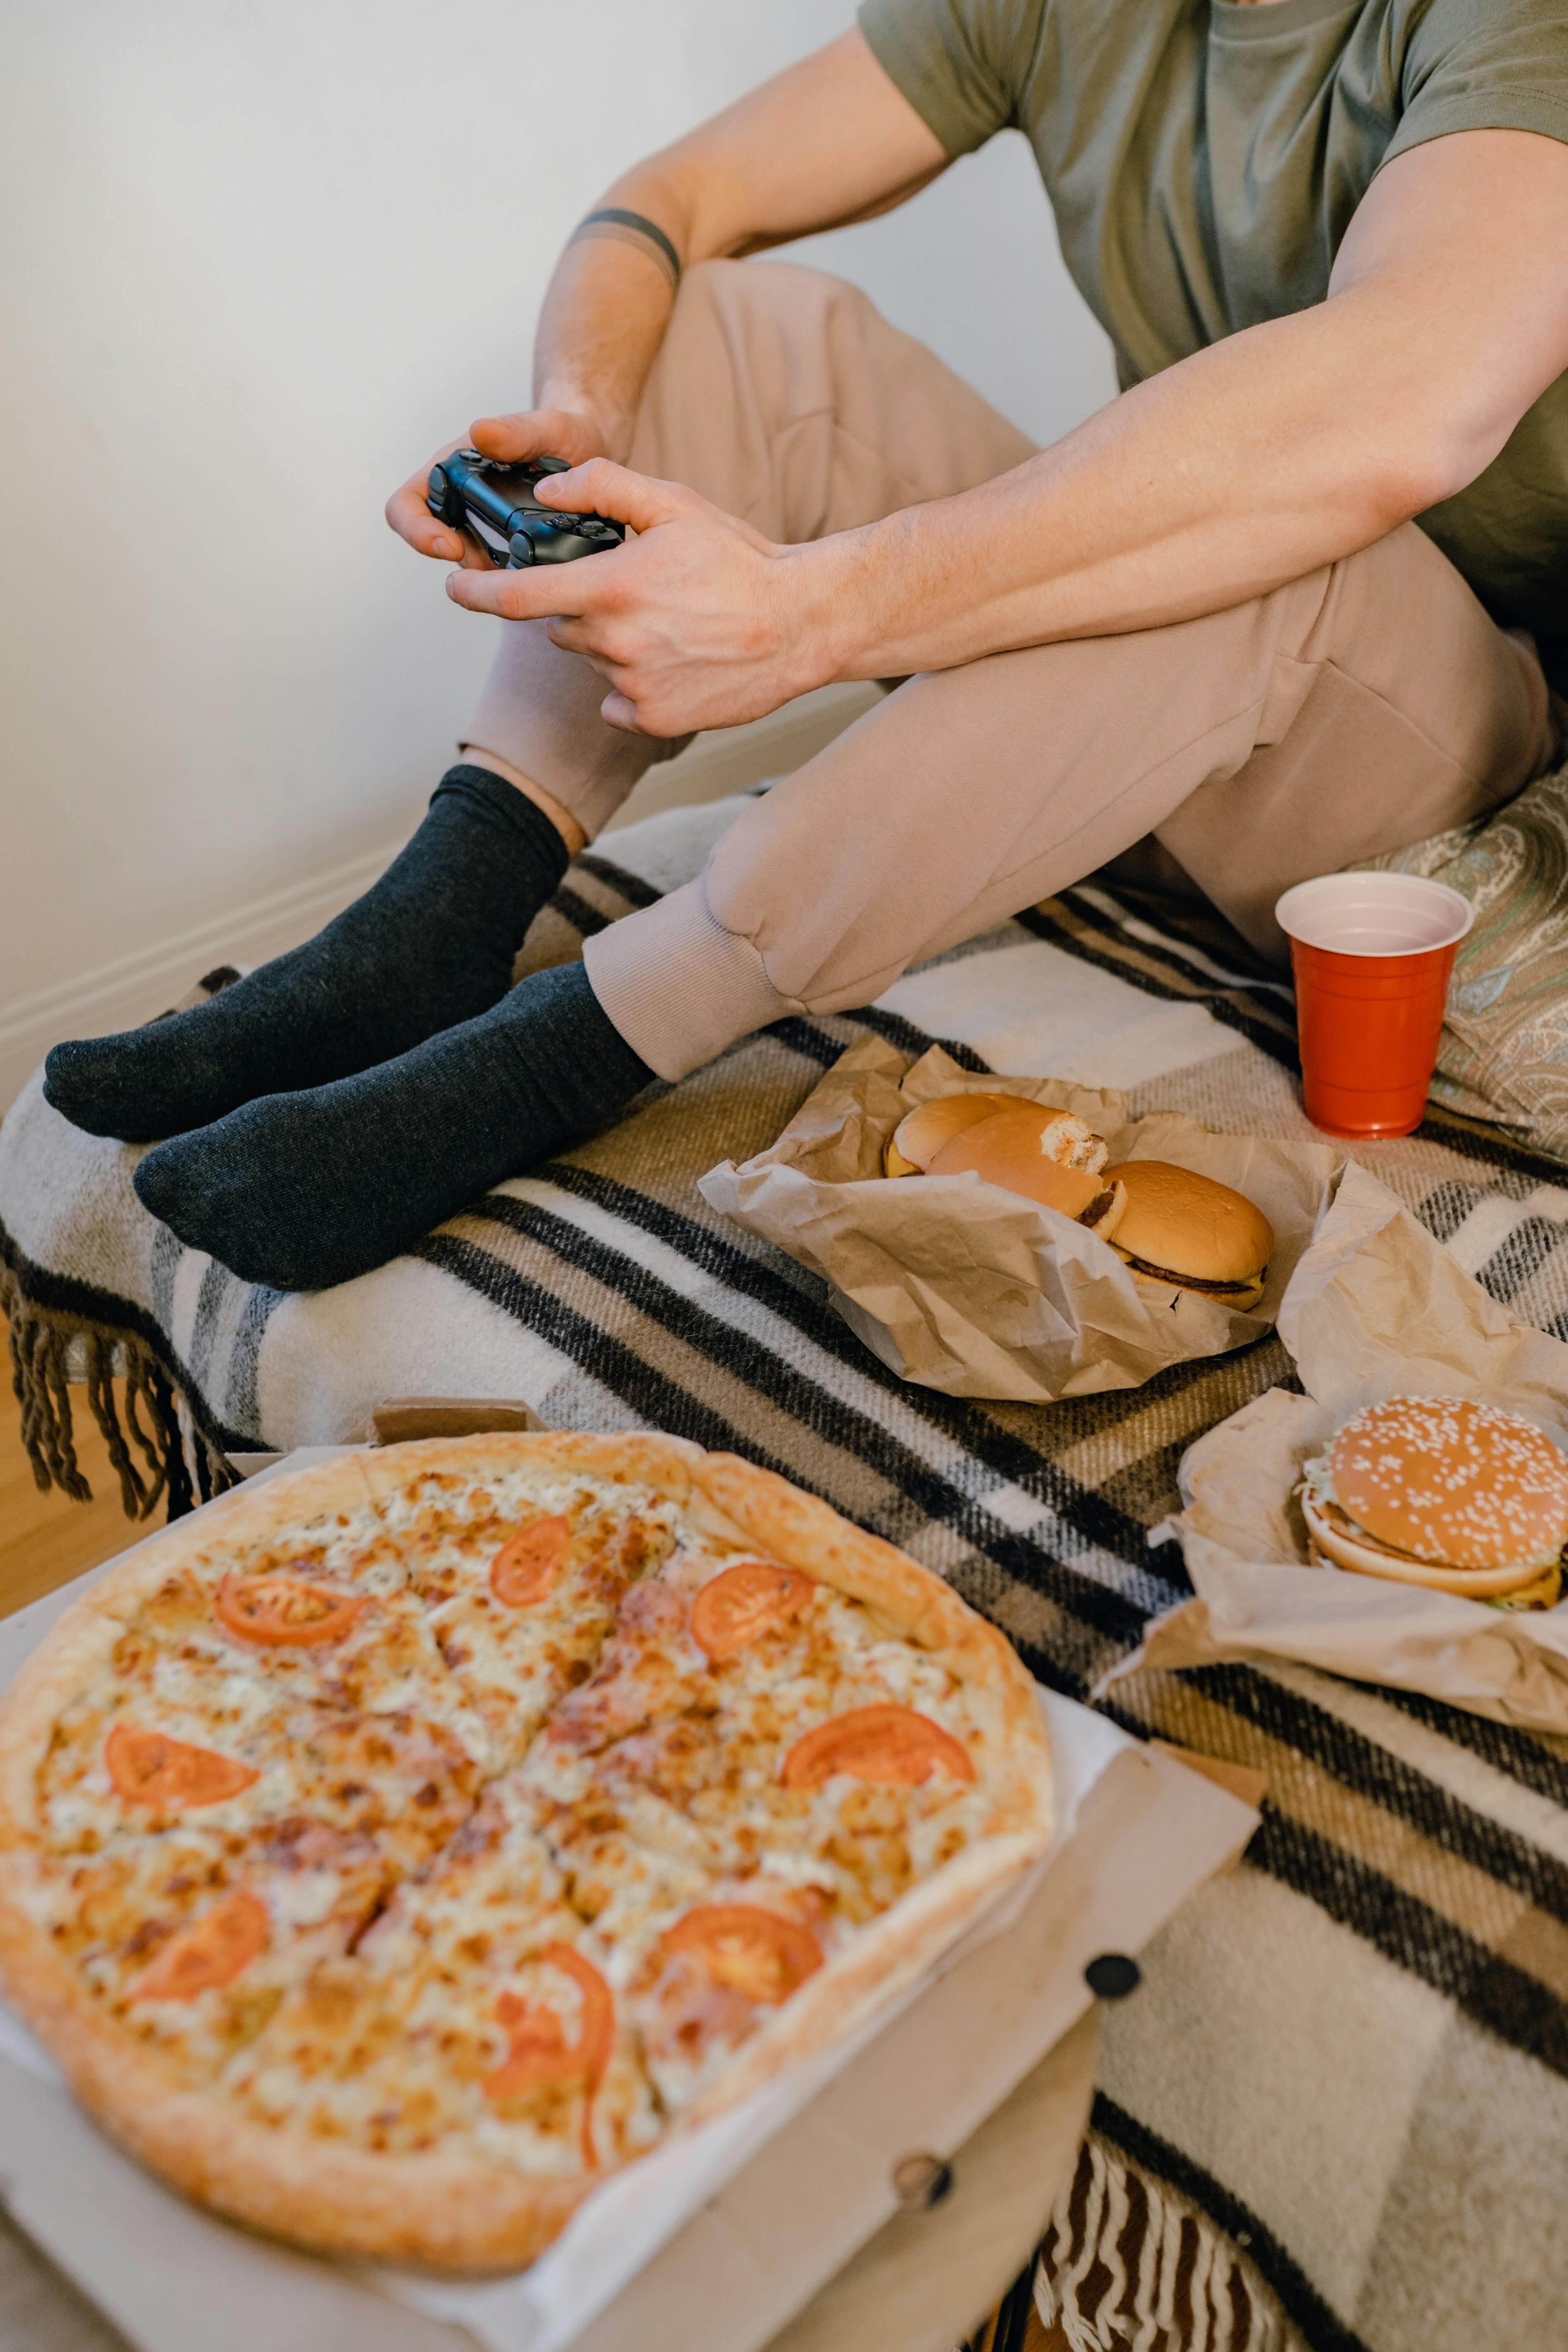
0 1432 1051 2268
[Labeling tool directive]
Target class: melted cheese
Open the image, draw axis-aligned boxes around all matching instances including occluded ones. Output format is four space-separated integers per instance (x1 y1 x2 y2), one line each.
373 1470 678 1766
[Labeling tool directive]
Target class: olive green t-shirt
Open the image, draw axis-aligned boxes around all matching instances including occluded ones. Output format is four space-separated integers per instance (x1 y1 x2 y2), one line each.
858 0 1568 682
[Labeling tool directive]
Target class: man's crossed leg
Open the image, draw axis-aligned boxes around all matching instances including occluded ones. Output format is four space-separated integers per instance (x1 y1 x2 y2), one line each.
44 263 1554 1290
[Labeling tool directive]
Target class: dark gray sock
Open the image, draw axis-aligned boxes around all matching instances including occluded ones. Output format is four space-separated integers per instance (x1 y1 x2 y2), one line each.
44 766 570 1142
131 961 656 1291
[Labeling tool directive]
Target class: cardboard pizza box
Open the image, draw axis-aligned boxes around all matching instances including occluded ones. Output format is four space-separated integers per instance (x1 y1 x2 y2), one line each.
0 1455 1258 2352
227 1393 548 1477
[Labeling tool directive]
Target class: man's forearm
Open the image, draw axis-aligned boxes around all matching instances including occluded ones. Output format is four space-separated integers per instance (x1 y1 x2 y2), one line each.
530 180 687 460
802 129 1568 684
529 30 947 464
800 290 1450 680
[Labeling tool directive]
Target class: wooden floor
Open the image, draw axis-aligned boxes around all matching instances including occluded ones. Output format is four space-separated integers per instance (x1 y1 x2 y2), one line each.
0 1374 146 1618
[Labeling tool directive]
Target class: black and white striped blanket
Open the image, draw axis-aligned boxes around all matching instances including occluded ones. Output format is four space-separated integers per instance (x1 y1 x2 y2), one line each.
5 792 1568 2352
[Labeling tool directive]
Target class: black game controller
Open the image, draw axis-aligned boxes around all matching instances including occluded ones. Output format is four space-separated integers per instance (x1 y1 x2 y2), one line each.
426 449 626 568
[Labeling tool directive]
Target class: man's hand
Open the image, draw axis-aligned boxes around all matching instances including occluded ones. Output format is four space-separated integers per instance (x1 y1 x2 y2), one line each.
442 458 836 736
385 409 609 565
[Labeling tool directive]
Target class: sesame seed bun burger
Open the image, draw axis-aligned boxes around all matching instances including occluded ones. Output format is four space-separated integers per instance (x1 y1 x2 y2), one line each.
884 1091 1035 1178
925 1105 1128 1240
1301 1394 1568 1608
1102 1161 1274 1313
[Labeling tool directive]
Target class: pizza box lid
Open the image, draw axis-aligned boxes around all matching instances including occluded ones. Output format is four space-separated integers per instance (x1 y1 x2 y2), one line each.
0 1453 1259 2352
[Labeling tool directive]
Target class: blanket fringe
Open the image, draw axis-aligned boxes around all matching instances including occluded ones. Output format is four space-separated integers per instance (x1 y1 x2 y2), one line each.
2 1266 234 1521
1032 2137 1292 2352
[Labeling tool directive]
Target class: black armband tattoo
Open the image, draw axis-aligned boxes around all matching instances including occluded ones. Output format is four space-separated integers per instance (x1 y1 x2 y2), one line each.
570 207 682 290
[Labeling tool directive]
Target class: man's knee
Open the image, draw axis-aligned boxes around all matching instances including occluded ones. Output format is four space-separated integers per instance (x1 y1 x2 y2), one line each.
649 254 882 415
631 256 900 529
674 253 878 335
1308 520 1554 793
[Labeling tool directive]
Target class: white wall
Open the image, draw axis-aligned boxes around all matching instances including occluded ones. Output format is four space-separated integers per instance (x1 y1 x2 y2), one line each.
0 0 1115 1108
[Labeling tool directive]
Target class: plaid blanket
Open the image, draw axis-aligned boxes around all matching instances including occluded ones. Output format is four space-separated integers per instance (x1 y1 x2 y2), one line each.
5 791 1568 2352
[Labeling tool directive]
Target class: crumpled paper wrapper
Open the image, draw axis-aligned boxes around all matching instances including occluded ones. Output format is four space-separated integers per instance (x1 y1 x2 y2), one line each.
698 1038 1342 1402
1120 1159 1568 1732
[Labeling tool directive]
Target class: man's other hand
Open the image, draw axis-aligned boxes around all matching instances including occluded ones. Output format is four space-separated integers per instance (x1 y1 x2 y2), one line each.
385 409 610 565
442 458 835 736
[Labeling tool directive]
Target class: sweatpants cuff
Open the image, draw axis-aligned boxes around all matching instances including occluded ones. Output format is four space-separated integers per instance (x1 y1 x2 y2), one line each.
582 879 798 1081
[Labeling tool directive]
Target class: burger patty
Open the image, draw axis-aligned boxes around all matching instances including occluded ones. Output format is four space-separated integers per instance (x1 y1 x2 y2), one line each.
1077 1188 1118 1228
1116 1252 1262 1294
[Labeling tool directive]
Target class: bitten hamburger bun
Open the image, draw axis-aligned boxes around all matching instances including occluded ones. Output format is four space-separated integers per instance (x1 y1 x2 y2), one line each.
926 1106 1128 1238
884 1091 1036 1178
1300 1394 1568 1603
1102 1160 1273 1312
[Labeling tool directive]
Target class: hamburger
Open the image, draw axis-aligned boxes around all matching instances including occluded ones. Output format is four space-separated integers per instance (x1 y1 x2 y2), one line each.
1102 1160 1273 1313
923 1104 1128 1239
1300 1394 1568 1608
884 1091 1036 1178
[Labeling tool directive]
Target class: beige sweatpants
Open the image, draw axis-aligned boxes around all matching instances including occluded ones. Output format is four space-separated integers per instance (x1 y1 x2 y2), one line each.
465 260 1554 1083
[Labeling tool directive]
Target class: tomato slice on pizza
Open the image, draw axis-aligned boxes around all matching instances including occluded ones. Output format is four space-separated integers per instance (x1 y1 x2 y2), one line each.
690 1562 817 1660
781 1705 976 1789
662 1904 822 2003
215 1571 367 1648
105 1723 260 1810
489 1516 573 1607
484 1943 616 2165
132 1889 270 2003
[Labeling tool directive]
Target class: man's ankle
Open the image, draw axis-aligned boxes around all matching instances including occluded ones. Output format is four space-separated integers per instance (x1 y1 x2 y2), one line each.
456 744 587 858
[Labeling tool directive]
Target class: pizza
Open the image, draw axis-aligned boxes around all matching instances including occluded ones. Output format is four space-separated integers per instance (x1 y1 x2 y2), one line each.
0 1432 1051 2269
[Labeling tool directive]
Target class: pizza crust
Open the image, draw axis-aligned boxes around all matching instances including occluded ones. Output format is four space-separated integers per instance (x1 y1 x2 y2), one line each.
0 1431 1053 2271
357 1428 706 1514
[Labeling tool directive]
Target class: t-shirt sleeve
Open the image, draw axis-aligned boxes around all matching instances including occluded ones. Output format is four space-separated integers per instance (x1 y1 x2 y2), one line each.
856 0 1044 156
1384 0 1568 172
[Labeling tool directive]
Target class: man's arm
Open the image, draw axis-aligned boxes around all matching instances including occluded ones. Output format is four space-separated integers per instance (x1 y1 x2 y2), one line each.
386 30 945 560
448 126 1568 739
823 127 1568 668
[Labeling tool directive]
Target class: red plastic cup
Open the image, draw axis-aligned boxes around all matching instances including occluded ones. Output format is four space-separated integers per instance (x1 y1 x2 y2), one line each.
1274 873 1473 1139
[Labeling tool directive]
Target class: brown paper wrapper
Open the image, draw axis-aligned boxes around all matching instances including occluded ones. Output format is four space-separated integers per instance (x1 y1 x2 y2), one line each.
698 1040 1341 1403
1124 1160 1568 1732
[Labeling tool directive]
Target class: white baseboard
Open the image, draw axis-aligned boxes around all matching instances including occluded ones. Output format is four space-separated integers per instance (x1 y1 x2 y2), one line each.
0 840 406 1116
0 684 878 1116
